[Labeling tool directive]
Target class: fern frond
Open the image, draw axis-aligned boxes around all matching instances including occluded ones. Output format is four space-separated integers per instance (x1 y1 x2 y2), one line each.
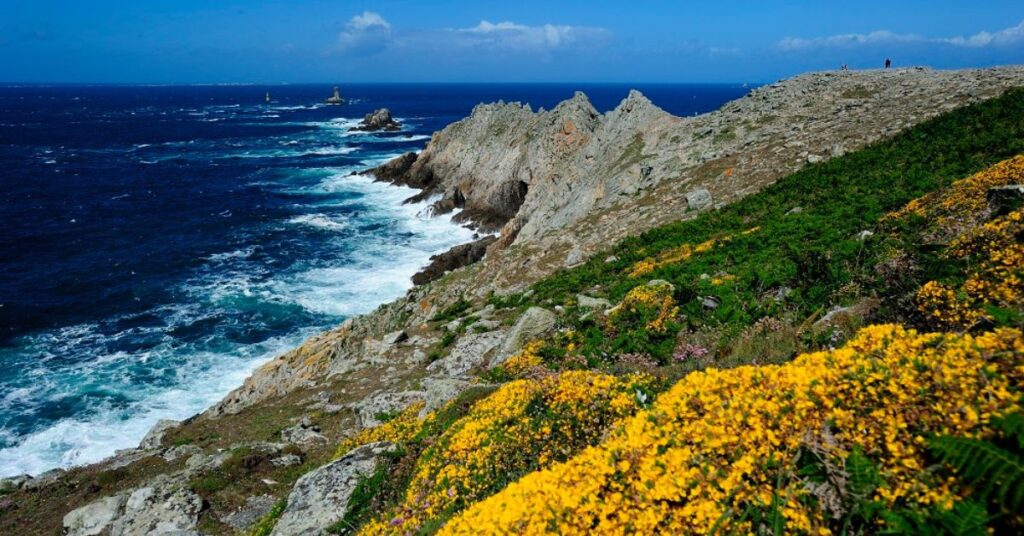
995 412 1024 450
928 435 1024 512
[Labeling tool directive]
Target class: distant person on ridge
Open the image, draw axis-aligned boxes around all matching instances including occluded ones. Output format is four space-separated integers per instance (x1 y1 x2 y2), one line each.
885 58 892 69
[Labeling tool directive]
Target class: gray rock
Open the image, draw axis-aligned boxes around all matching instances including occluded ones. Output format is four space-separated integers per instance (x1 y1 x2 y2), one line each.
577 294 612 310
271 442 396 536
427 330 505 376
281 417 328 447
856 230 875 241
495 307 557 364
351 391 424 428
140 419 180 450
185 451 230 474
350 108 401 132
701 296 721 309
685 188 712 210
271 454 303 467
469 319 501 331
22 467 64 490
162 444 201 462
647 279 675 291
382 330 408 346
785 206 803 215
111 479 202 536
565 246 585 267
0 474 31 493
604 255 619 263
64 494 127 536
807 154 825 164
64 477 202 536
422 377 472 411
221 495 279 531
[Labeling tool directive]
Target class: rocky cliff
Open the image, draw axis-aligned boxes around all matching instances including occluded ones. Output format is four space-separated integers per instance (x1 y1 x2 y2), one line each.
377 66 1024 271
4 66 1024 536
205 66 1024 417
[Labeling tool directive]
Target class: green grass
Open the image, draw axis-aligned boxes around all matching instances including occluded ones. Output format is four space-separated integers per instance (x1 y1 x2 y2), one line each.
431 298 471 322
509 87 1024 365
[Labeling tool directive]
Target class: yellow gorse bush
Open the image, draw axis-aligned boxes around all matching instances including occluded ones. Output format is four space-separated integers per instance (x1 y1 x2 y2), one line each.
627 227 760 278
359 370 654 535
608 283 678 333
440 325 1023 535
334 401 428 459
502 340 545 376
886 154 1024 240
891 155 1024 329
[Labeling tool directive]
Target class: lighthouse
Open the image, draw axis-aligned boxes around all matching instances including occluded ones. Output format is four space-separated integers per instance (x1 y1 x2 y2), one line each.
325 86 344 105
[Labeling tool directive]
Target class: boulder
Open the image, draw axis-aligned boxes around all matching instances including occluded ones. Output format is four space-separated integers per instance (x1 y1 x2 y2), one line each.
428 331 506 376
139 419 180 450
351 391 424 428
412 236 497 286
221 495 278 532
382 330 408 346
564 246 585 267
350 108 401 132
577 294 612 310
64 495 127 536
281 416 328 447
271 442 396 536
684 188 713 210
0 474 31 493
64 476 202 536
271 454 303 468
495 307 557 364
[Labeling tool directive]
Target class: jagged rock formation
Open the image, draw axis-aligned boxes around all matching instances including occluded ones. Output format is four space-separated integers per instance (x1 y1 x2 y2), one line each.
350 108 401 132
377 67 1024 285
411 235 497 285
211 66 1024 417
271 442 395 535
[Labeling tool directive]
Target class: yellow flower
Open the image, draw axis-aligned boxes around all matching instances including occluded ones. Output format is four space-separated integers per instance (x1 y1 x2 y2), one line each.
440 325 1023 535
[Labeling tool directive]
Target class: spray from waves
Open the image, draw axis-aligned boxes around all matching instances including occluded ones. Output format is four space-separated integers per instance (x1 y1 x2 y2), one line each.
288 214 350 231
275 172 476 317
0 323 315 476
0 164 473 478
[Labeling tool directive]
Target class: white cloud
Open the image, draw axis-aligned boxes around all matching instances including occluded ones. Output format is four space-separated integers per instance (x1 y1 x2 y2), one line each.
337 11 392 55
452 20 611 51
943 20 1024 47
779 20 1024 51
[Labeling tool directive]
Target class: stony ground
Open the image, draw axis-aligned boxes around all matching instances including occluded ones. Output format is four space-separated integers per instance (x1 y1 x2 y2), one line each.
2 65 1024 535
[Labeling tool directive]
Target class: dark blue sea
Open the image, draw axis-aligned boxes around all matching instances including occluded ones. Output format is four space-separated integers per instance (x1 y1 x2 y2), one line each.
0 83 750 476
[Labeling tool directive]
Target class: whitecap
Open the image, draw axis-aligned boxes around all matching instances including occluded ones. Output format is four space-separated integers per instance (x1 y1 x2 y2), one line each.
287 214 350 231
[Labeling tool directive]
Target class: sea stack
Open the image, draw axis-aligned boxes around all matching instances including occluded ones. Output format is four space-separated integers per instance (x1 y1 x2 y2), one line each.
350 108 401 132
325 86 344 105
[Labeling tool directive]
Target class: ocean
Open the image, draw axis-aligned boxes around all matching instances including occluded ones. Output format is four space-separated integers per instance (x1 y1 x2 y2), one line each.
0 83 750 477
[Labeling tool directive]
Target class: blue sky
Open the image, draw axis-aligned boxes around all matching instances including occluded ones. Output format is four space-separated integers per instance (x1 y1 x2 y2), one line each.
2 1 1022 83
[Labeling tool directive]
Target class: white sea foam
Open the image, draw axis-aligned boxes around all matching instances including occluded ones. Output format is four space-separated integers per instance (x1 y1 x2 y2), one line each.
0 162 474 478
288 214 350 231
274 172 474 317
0 329 312 477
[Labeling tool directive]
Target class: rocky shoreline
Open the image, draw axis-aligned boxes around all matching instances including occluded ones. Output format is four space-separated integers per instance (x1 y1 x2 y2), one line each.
4 65 1024 535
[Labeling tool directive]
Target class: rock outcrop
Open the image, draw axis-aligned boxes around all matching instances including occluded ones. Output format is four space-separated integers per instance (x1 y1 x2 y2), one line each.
411 235 497 285
271 442 396 535
212 66 1024 417
63 476 203 536
375 67 1024 275
350 108 401 132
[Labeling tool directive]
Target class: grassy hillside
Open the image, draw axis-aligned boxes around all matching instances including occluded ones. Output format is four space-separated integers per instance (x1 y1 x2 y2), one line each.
309 87 1024 535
